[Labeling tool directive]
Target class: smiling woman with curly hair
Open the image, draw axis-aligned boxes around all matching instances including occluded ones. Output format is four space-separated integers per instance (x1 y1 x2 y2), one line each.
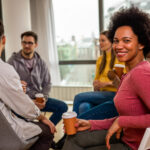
62 6 150 150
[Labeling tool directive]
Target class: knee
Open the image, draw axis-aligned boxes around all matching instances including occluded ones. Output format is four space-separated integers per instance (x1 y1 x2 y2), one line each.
63 102 68 112
47 131 54 141
59 101 68 113
74 93 84 104
74 94 80 104
79 102 92 114
40 123 54 141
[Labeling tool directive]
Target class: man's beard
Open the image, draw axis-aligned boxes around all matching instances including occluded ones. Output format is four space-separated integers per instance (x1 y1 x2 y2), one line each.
22 49 33 56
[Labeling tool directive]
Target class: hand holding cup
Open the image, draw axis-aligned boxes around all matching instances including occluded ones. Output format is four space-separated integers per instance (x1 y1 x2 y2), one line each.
21 80 27 93
34 93 46 109
62 111 77 135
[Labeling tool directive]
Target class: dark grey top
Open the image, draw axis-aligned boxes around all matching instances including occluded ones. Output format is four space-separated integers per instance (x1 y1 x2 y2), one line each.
7 50 51 99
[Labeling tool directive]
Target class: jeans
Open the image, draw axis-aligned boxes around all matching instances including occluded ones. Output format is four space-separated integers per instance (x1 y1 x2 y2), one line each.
41 97 68 125
79 102 93 114
62 130 131 150
73 91 117 119
78 101 118 120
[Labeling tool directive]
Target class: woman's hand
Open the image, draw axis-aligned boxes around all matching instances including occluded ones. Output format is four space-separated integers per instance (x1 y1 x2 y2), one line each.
112 75 121 88
105 118 122 150
75 119 91 132
93 80 101 91
107 70 116 80
107 70 121 88
93 80 113 91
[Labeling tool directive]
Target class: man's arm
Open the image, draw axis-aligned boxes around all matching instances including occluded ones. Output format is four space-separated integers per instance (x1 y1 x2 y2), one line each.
1 64 56 133
41 60 51 99
37 114 56 134
0 65 40 120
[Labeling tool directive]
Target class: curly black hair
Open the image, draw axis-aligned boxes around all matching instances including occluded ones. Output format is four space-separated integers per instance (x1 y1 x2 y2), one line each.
108 6 150 58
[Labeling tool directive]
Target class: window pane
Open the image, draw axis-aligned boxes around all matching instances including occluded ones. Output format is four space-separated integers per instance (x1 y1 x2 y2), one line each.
53 0 99 61
59 65 96 86
104 0 150 30
53 0 99 86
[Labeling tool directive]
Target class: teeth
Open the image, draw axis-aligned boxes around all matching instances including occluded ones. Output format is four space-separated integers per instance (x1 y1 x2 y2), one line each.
117 52 127 54
117 52 127 56
118 52 126 54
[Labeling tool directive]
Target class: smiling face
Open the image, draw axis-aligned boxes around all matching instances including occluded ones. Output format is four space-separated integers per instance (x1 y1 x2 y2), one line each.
113 26 144 66
99 34 112 52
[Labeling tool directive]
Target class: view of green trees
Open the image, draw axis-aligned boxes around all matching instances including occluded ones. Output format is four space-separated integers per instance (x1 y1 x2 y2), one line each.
57 44 76 60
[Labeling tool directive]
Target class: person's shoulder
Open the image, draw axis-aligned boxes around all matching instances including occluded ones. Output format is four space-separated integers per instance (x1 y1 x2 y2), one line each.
9 52 17 59
133 61 150 71
8 51 21 62
34 52 47 66
34 52 43 61
96 56 102 63
0 60 18 78
0 61 20 89
125 61 150 88
98 55 103 60
130 61 150 78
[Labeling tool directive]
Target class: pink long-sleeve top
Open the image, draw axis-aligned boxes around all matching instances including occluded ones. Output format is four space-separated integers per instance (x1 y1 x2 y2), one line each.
89 61 150 150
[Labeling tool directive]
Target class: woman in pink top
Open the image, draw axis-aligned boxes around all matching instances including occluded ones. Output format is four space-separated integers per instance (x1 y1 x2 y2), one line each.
62 6 150 150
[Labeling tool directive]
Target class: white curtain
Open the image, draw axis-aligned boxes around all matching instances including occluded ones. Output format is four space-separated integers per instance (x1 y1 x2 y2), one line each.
30 0 61 85
2 0 31 60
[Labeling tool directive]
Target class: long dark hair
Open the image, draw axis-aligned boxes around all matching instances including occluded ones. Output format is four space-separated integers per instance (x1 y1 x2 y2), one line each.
99 31 116 74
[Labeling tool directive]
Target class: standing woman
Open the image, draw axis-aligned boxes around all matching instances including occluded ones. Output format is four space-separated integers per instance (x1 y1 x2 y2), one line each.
62 6 150 150
73 31 124 119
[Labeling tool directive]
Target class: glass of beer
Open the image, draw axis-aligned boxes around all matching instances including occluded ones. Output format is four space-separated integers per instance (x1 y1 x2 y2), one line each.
35 93 44 103
114 64 125 79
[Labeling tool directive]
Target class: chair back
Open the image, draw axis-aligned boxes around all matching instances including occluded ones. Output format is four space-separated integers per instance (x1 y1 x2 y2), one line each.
0 110 38 150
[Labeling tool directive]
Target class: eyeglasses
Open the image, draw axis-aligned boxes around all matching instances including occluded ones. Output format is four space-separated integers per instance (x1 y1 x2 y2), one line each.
21 41 34 46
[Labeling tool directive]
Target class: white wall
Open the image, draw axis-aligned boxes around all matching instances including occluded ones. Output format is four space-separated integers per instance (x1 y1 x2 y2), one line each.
2 0 61 85
2 0 31 60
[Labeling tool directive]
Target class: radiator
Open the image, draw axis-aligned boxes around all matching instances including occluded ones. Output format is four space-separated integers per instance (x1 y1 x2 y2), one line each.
50 86 93 101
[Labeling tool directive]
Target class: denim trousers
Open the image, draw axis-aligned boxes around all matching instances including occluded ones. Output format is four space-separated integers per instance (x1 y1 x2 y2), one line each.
41 97 68 125
73 91 118 120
